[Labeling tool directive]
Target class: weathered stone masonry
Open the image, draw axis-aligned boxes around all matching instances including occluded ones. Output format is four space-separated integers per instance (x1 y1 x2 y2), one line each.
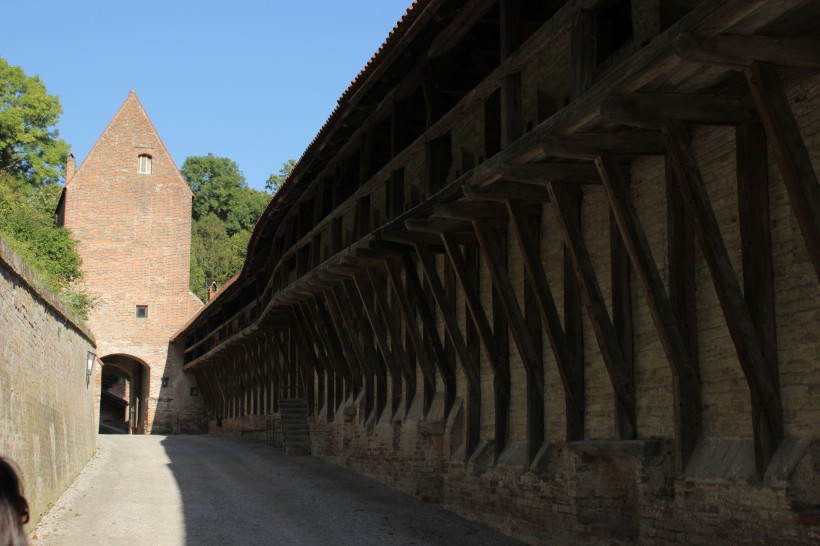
0 237 98 530
176 1 820 543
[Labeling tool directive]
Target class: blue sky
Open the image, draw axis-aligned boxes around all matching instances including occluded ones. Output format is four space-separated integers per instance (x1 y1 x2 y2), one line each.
1 1 412 192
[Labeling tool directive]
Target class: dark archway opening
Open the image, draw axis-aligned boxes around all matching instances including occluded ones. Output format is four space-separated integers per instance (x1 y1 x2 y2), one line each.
99 354 150 434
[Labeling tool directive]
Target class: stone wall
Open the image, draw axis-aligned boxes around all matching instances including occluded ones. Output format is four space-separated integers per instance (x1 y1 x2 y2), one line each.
0 237 98 529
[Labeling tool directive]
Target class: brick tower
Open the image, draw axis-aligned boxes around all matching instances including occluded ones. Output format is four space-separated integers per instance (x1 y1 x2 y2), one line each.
57 91 205 433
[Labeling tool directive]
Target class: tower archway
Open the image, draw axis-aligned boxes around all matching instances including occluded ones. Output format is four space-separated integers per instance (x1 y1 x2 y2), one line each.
99 354 150 434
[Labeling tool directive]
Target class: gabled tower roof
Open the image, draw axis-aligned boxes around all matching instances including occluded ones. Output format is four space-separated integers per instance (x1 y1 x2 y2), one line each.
66 90 192 197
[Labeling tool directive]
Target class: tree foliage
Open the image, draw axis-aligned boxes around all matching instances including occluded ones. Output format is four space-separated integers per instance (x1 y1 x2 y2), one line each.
0 173 95 319
0 59 92 320
0 57 69 186
182 154 270 301
265 159 295 193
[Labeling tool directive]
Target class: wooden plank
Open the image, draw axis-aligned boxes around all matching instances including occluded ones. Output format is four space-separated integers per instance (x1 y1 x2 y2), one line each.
570 9 596 100
464 181 551 202
548 182 637 439
507 200 585 441
601 94 758 126
597 153 702 466
500 162 601 184
745 62 820 281
737 121 780 400
663 120 783 474
433 202 508 220
675 33 820 70
542 131 667 159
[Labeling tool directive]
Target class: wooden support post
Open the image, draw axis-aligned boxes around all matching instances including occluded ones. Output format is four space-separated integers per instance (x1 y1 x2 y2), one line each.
400 251 457 414
325 288 365 395
745 62 820 281
737 122 779 390
663 120 783 474
597 153 702 466
384 257 438 415
441 235 510 460
507 201 585 441
414 238 483 454
339 281 388 416
472 220 544 462
570 9 596 99
367 269 413 409
548 183 637 439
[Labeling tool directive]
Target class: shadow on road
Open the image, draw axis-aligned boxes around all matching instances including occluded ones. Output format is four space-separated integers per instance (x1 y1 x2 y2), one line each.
160 435 518 546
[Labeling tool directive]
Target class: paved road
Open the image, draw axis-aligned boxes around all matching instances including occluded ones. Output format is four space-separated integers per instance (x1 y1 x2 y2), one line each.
31 435 519 546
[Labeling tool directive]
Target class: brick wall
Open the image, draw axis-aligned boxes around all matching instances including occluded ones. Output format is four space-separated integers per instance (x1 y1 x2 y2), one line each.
0 237 98 529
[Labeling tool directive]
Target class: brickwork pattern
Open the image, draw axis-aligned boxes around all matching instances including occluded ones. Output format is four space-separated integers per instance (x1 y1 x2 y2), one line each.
62 92 204 433
0 237 98 529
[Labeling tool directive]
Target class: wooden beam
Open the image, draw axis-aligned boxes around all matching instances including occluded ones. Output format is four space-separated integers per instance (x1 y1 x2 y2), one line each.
596 153 702 466
441 235 510 458
472 220 544 461
675 33 820 70
413 240 480 388
344 279 390 415
350 275 403 383
745 62 820 281
500 162 601 184
399 251 457 413
737 122 779 393
601 94 758 126
547 183 636 439
507 200 584 441
663 120 783 474
433 202 508 220
366 269 414 386
570 9 596 99
542 131 667 159
384 257 437 413
322 290 361 393
464 181 551 202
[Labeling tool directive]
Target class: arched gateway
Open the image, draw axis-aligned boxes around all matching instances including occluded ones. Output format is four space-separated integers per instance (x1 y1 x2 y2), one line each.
98 354 150 434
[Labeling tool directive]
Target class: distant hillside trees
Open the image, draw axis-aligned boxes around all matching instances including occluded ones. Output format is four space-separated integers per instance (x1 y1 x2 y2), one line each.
0 57 93 319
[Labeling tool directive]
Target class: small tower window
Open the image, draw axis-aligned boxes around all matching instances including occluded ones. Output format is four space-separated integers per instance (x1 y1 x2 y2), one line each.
136 305 148 319
138 154 152 174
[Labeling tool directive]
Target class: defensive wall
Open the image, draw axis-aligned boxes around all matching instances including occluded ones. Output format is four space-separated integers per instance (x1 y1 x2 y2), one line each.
177 0 820 543
0 236 99 529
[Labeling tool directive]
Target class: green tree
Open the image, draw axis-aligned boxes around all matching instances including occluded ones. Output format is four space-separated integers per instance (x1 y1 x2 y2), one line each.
189 213 235 301
182 154 272 299
265 159 295 193
0 173 94 319
0 57 69 186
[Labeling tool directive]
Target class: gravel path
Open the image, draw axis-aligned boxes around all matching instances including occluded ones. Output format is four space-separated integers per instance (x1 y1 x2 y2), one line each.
31 435 519 546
